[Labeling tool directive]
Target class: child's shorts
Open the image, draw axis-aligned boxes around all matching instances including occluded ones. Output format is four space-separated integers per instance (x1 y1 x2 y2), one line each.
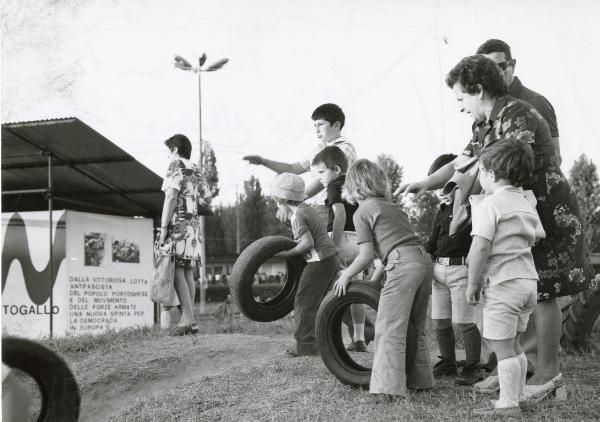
481 278 537 341
431 263 475 324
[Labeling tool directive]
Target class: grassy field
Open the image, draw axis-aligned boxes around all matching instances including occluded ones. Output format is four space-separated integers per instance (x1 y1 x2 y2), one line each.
28 302 600 422
110 350 600 422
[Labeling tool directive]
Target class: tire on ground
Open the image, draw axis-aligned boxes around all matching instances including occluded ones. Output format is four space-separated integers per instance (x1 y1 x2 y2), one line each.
561 285 600 349
230 235 306 322
2 336 80 422
315 280 380 388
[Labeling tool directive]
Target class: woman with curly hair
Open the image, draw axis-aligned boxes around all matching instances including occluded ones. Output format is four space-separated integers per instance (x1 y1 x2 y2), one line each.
398 54 595 411
158 134 212 336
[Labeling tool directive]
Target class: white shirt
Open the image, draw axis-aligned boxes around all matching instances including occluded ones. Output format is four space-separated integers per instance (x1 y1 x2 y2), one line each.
470 186 546 285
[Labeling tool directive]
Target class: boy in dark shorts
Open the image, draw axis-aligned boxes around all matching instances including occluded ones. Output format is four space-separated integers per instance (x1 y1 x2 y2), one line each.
311 146 370 351
425 153 483 385
271 173 339 356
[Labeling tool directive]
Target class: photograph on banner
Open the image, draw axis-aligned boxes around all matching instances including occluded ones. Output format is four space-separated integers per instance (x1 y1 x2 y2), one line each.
84 232 107 267
112 238 140 264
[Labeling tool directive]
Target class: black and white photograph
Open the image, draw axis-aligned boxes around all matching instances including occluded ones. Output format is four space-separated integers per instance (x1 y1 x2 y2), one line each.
2 0 600 420
111 238 141 264
83 232 107 267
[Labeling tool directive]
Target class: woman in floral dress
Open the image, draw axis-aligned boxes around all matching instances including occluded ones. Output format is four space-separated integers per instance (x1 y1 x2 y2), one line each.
158 134 211 335
399 55 595 402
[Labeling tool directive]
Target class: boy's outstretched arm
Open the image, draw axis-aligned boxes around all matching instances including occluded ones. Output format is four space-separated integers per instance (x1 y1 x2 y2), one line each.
334 242 375 296
243 155 306 175
275 232 314 258
394 159 456 198
466 235 491 305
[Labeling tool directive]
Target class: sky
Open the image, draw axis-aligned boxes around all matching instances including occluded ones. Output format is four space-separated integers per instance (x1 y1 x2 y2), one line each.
2 0 600 205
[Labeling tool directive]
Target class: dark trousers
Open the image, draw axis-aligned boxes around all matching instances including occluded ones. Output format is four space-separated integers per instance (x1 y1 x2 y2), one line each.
293 255 339 354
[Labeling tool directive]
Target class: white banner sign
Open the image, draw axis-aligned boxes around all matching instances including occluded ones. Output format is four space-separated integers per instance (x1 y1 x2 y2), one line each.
2 210 154 338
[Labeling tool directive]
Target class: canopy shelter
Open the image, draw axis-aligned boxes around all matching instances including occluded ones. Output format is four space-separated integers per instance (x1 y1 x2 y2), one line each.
2 117 164 218
1 117 168 337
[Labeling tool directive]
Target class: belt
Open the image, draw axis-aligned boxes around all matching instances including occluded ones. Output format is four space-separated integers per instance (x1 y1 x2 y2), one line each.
436 256 467 266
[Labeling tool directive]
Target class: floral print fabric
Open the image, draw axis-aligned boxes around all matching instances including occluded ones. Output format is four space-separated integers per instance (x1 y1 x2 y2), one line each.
162 159 212 265
464 95 595 301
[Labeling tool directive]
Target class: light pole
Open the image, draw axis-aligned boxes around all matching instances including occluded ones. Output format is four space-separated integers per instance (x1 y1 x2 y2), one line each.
174 53 228 315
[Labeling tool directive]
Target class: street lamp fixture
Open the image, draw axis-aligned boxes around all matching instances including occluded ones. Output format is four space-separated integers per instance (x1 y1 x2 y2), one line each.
172 52 228 314
172 52 228 171
173 54 228 74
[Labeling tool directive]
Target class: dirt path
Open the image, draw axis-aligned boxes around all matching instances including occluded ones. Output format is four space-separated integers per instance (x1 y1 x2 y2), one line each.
75 331 467 421
76 334 289 422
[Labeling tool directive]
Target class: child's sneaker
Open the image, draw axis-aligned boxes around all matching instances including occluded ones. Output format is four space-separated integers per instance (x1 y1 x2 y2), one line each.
456 362 484 385
433 356 458 377
346 340 367 352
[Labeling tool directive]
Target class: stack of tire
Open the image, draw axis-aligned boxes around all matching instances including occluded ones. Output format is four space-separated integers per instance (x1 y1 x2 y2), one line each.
230 235 377 387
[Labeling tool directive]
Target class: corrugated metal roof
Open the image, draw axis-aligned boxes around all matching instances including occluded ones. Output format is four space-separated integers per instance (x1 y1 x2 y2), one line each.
1 118 164 218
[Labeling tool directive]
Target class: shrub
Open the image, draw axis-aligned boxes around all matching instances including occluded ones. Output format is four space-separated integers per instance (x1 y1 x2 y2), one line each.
200 283 285 303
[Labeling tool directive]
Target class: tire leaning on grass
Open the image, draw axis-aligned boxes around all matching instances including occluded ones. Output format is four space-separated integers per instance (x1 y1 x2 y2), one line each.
315 280 380 388
1 336 80 422
561 285 600 349
230 235 306 322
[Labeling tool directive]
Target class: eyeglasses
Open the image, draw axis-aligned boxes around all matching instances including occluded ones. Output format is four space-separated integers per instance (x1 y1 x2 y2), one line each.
496 61 511 71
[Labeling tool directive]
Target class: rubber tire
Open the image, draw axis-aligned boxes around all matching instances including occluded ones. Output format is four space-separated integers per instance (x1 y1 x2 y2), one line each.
561 285 600 349
230 235 306 322
2 337 80 422
315 280 381 388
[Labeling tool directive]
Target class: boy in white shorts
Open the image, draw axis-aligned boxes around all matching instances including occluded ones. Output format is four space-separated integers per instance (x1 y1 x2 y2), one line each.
466 139 545 417
425 153 483 385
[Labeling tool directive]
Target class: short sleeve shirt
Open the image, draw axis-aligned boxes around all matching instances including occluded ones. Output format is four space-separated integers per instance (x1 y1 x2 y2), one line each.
161 159 212 220
300 136 357 172
353 197 421 263
161 159 212 200
425 202 472 257
325 175 358 232
470 186 545 285
291 203 338 262
509 77 559 138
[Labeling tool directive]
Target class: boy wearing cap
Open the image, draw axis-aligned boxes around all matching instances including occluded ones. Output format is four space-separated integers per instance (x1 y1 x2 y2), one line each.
272 173 339 356
425 153 483 386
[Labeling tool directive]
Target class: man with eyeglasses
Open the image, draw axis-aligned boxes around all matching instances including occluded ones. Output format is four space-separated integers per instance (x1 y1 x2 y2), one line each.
476 39 562 166
471 38 564 398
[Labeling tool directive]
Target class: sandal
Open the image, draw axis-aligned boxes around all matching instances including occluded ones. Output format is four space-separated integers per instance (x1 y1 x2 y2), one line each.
522 373 566 402
170 324 194 336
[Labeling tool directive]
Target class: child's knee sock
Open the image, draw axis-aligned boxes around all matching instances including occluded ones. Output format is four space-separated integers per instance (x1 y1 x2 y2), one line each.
497 357 521 408
160 309 171 329
353 323 365 342
436 326 456 362
461 325 481 365
516 353 527 400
